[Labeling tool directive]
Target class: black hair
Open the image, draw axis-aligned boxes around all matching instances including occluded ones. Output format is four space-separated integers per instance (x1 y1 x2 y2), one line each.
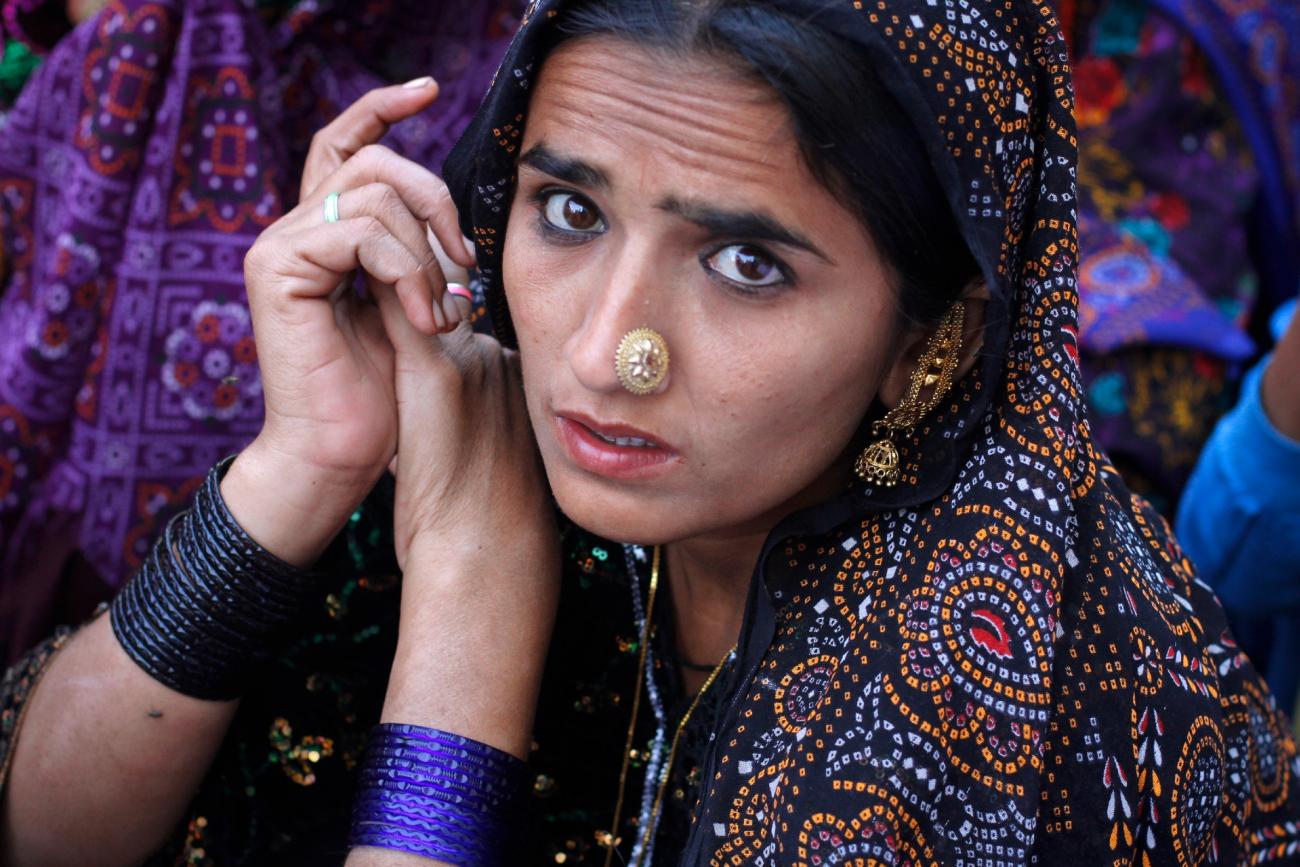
552 0 980 327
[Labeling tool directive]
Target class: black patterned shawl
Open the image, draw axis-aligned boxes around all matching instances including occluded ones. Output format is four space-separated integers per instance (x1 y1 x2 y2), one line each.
443 0 1300 863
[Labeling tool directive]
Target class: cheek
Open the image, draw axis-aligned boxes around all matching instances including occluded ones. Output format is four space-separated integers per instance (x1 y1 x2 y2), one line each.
687 309 888 477
502 211 572 374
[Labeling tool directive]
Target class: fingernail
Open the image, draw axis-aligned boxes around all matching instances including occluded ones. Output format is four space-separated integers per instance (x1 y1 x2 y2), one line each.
462 236 477 260
403 75 435 89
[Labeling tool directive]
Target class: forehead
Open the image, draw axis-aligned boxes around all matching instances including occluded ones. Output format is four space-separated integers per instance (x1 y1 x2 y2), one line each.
522 35 812 191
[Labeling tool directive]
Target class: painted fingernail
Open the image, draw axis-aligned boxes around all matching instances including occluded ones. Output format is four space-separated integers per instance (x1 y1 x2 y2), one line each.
445 282 473 302
402 75 435 89
461 235 477 260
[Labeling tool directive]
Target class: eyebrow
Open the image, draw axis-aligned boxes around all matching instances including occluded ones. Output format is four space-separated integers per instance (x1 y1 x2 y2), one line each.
518 143 609 190
518 141 832 264
658 197 834 264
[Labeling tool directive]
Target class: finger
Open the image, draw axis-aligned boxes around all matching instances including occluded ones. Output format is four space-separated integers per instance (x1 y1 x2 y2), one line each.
278 179 460 335
369 271 449 362
429 224 471 286
444 283 474 323
296 144 476 270
301 77 440 201
272 217 441 334
324 182 443 295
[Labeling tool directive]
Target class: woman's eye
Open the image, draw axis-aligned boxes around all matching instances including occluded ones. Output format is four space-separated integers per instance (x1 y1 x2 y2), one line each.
541 191 605 234
705 244 786 289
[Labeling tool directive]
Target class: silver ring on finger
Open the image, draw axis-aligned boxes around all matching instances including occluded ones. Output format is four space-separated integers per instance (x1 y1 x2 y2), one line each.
323 191 342 224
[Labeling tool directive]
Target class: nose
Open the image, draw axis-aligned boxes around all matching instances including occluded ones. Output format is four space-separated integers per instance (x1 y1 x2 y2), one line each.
566 249 671 397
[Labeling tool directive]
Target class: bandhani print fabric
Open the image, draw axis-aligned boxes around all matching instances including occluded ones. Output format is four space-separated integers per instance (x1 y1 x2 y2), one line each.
442 0 1300 862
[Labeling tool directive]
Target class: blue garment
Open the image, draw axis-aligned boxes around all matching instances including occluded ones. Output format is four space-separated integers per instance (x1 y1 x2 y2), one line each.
1177 299 1300 710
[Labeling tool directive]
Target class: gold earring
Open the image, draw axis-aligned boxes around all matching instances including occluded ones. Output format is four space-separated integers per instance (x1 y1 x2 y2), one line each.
615 327 669 395
854 302 966 487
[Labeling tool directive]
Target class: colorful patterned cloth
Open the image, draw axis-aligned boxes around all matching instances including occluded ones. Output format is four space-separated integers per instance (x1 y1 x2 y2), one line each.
0 0 520 660
1066 0 1300 709
447 0 1300 860
1 0 1299 863
1066 0 1300 513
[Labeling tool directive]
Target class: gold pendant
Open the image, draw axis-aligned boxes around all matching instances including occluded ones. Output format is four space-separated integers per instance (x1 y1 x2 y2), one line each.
854 436 900 487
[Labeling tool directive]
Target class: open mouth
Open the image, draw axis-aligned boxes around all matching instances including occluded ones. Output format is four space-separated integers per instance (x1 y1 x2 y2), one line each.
553 412 678 479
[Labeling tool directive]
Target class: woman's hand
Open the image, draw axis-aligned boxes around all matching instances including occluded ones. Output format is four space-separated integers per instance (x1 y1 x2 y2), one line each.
375 265 561 762
228 78 560 760
222 79 477 566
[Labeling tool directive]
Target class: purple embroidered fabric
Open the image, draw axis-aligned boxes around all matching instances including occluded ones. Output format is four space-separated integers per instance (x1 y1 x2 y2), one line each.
0 0 519 659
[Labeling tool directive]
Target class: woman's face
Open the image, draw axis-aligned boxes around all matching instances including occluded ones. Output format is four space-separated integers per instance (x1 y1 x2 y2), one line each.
503 36 903 545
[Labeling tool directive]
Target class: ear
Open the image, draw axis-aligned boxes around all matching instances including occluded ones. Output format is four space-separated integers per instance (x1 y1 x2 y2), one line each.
876 281 990 411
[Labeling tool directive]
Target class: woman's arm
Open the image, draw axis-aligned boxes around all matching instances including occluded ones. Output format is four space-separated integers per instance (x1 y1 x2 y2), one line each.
1 79 476 865
346 538 558 867
1176 302 1300 615
339 295 560 864
0 615 239 864
0 445 365 865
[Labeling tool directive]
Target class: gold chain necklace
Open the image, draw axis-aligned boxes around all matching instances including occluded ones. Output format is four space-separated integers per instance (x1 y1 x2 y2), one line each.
601 546 736 867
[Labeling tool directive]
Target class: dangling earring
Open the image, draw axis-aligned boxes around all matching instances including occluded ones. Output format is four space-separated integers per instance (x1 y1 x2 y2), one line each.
855 302 966 487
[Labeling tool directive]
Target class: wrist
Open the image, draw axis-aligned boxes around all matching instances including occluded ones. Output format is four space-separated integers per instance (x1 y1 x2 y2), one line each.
111 459 321 700
222 437 380 567
350 723 525 865
382 550 559 760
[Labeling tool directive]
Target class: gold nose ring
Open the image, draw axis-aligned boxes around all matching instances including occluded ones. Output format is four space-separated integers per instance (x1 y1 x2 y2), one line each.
615 327 669 395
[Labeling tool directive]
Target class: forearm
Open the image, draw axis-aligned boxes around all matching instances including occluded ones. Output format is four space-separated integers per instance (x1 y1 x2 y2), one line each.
378 542 556 760
341 542 558 866
2 449 367 866
0 616 238 866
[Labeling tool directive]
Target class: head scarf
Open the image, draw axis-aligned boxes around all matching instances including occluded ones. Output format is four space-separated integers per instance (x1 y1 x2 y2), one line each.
446 0 1300 862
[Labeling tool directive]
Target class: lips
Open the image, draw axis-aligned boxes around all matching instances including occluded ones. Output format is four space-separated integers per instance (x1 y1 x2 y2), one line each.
553 412 679 479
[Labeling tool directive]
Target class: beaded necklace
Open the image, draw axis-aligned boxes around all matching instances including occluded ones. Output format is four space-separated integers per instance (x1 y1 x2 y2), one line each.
603 545 736 867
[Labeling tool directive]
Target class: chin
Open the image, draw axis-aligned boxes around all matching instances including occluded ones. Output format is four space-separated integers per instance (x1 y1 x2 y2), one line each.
541 463 698 546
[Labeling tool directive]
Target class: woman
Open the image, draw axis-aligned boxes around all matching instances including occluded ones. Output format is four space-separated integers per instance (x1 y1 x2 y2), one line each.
2 0 1298 865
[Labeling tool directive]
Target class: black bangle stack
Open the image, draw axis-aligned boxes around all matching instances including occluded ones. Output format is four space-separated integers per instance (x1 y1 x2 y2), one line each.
110 455 320 700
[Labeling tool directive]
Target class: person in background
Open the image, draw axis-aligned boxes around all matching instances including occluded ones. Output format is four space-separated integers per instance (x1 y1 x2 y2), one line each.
0 0 519 661
1178 298 1300 713
1061 0 1299 515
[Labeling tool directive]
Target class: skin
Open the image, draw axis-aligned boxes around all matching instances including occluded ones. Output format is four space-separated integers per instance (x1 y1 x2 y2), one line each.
1263 305 1300 443
1 37 984 866
505 39 984 675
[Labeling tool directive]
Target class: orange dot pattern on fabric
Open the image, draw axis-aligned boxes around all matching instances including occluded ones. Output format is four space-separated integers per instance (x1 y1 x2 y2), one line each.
677 0 1300 864
442 0 1300 861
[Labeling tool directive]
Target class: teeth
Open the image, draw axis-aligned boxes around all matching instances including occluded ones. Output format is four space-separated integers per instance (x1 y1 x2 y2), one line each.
593 430 657 448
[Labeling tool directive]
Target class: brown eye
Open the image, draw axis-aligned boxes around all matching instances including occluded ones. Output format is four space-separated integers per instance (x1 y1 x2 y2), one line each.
542 191 605 233
706 244 785 289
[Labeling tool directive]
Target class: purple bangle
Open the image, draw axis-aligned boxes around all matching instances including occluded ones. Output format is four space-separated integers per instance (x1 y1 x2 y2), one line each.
350 724 525 865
